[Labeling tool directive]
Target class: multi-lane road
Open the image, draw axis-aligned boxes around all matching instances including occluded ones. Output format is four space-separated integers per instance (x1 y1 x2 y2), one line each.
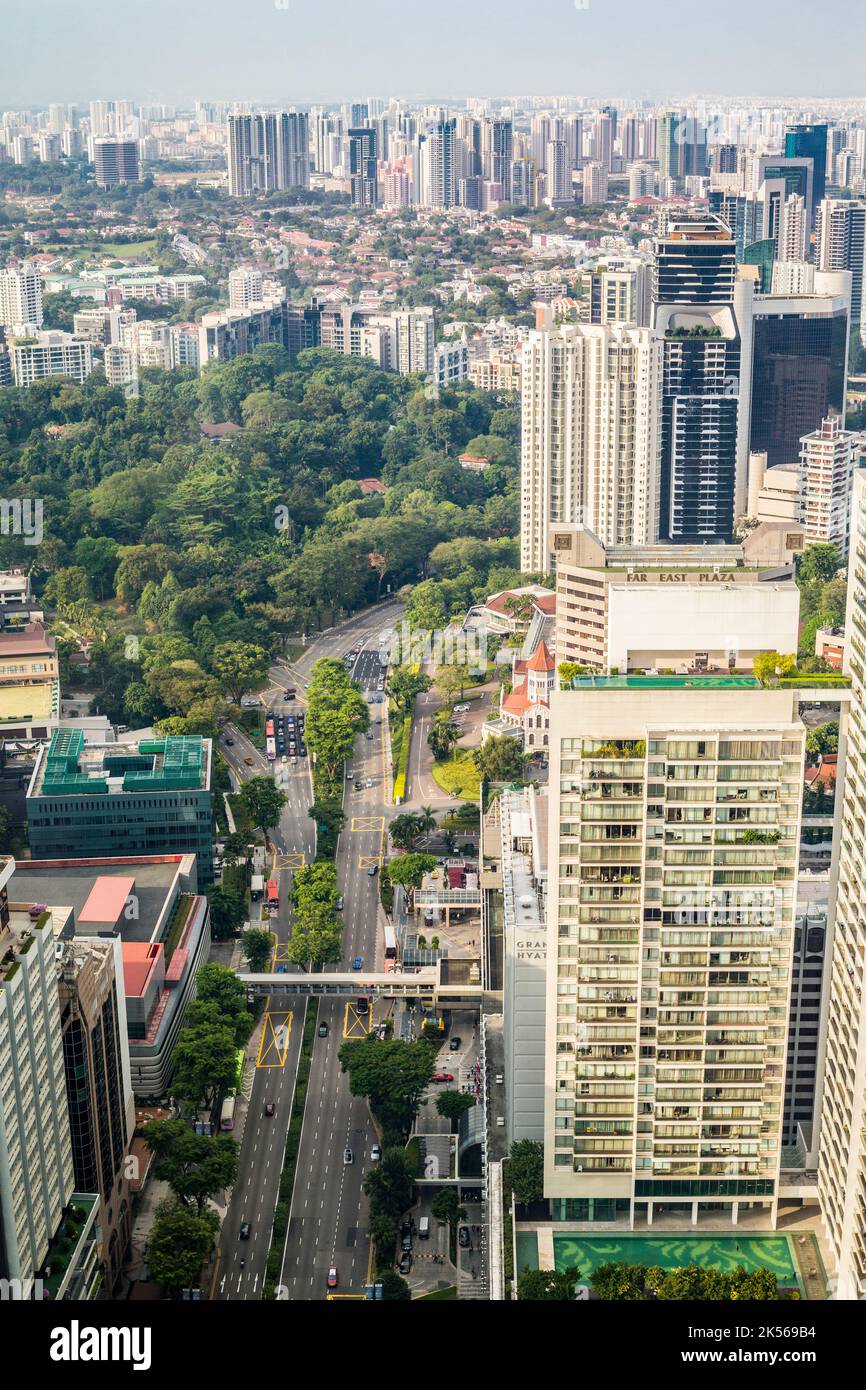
213 600 402 1300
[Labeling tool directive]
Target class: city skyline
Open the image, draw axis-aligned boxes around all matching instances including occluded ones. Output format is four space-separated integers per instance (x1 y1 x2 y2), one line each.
3 0 865 105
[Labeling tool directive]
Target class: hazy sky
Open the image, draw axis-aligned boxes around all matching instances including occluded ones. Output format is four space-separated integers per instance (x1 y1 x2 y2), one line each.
2 0 864 106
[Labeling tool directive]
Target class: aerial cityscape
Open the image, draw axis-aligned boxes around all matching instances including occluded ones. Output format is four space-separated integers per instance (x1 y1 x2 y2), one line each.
3 0 866 1361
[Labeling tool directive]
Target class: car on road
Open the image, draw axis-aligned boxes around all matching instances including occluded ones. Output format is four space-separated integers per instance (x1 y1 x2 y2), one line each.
335 895 344 910
264 1101 275 1117
453 703 470 713
398 1253 412 1275
281 754 288 764
401 1229 412 1252
367 864 378 876
343 1147 353 1165
449 1036 461 1051
366 777 373 787
432 1072 454 1083
346 768 354 779
224 736 235 746
371 1144 382 1162
318 1021 329 1037
244 756 254 766
354 779 363 790
366 730 374 740
240 1222 251 1240
375 695 383 703
352 955 363 970
327 1267 339 1289
458 1226 471 1249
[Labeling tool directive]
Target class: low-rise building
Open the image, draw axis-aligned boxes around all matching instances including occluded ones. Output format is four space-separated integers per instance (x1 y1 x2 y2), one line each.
552 522 803 674
26 730 214 879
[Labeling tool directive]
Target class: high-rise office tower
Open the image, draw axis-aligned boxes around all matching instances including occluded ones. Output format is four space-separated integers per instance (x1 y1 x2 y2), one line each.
57 935 134 1290
651 216 750 542
816 199 866 327
785 123 827 212
0 266 43 330
818 467 866 1296
748 286 849 470
543 678 806 1226
88 99 112 137
348 127 378 207
520 322 663 572
93 138 138 189
582 262 650 326
0 858 75 1291
798 416 856 555
350 102 369 128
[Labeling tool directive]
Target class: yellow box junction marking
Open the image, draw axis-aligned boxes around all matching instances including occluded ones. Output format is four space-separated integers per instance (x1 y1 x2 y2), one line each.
277 852 306 869
343 1001 371 1040
256 1010 293 1068
351 816 385 833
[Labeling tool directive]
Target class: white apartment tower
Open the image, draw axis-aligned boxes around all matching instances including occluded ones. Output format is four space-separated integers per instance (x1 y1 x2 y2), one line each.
819 468 866 1295
228 266 264 310
816 198 866 327
798 416 856 556
544 679 805 1225
0 266 43 331
520 322 663 573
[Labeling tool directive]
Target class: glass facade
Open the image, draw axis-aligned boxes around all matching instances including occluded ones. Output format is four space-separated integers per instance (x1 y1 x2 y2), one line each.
749 308 848 470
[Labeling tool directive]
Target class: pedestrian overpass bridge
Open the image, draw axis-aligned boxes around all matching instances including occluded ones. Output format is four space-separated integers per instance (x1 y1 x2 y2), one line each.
239 968 483 1006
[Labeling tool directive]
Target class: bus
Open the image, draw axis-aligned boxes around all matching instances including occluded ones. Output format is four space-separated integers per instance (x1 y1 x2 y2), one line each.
383 921 397 969
266 877 279 912
219 1096 236 1131
266 736 277 762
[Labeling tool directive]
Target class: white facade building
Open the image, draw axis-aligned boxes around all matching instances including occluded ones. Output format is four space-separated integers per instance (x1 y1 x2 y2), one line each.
520 321 664 572
799 416 856 556
10 332 95 387
0 267 43 332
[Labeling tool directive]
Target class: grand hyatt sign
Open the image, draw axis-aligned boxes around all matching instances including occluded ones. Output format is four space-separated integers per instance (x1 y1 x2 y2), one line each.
625 570 738 584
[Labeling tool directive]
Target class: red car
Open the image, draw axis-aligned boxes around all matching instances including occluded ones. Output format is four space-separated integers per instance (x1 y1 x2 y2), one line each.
432 1072 455 1083
327 1266 338 1289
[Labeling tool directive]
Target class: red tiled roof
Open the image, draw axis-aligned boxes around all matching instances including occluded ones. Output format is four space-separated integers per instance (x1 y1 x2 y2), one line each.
358 477 386 495
526 640 554 672
534 594 556 615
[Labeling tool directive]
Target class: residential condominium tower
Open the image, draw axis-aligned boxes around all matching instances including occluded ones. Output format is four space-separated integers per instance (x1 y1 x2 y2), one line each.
520 319 664 573
818 468 866 1296
543 676 806 1226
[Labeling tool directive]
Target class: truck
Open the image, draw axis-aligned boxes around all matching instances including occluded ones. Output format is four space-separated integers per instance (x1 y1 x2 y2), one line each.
250 874 264 901
266 878 279 912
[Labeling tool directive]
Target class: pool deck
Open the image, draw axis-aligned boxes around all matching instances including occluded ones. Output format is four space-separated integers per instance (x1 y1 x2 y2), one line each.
518 1204 833 1299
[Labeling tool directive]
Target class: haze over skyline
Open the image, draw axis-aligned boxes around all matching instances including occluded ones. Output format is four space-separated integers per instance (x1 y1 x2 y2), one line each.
3 0 864 106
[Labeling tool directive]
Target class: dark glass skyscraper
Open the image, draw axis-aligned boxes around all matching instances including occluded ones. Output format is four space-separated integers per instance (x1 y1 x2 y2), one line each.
749 301 848 469
785 124 828 209
652 218 743 542
348 127 378 207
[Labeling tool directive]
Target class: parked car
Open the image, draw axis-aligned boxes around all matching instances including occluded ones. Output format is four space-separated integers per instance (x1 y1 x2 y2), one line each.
264 1101 275 1117
458 1226 471 1249
398 1253 412 1275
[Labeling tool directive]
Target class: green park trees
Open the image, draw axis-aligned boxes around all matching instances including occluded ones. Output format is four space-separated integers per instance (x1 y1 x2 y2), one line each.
236 776 287 840
144 1119 239 1216
339 1033 436 1144
242 927 275 973
147 1201 219 1294
473 733 526 783
305 658 370 779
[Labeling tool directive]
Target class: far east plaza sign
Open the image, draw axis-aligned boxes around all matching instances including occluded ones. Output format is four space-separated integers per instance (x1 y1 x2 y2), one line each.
626 571 738 584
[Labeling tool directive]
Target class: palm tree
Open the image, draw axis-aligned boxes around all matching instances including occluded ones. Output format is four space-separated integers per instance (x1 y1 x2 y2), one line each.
416 805 437 842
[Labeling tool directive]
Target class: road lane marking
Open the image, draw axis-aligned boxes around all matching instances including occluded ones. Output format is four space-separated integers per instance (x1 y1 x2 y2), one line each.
256 1010 293 1067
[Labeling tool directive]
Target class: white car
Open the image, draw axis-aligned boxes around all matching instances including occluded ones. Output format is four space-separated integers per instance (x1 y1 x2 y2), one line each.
370 1145 382 1162
453 703 470 713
